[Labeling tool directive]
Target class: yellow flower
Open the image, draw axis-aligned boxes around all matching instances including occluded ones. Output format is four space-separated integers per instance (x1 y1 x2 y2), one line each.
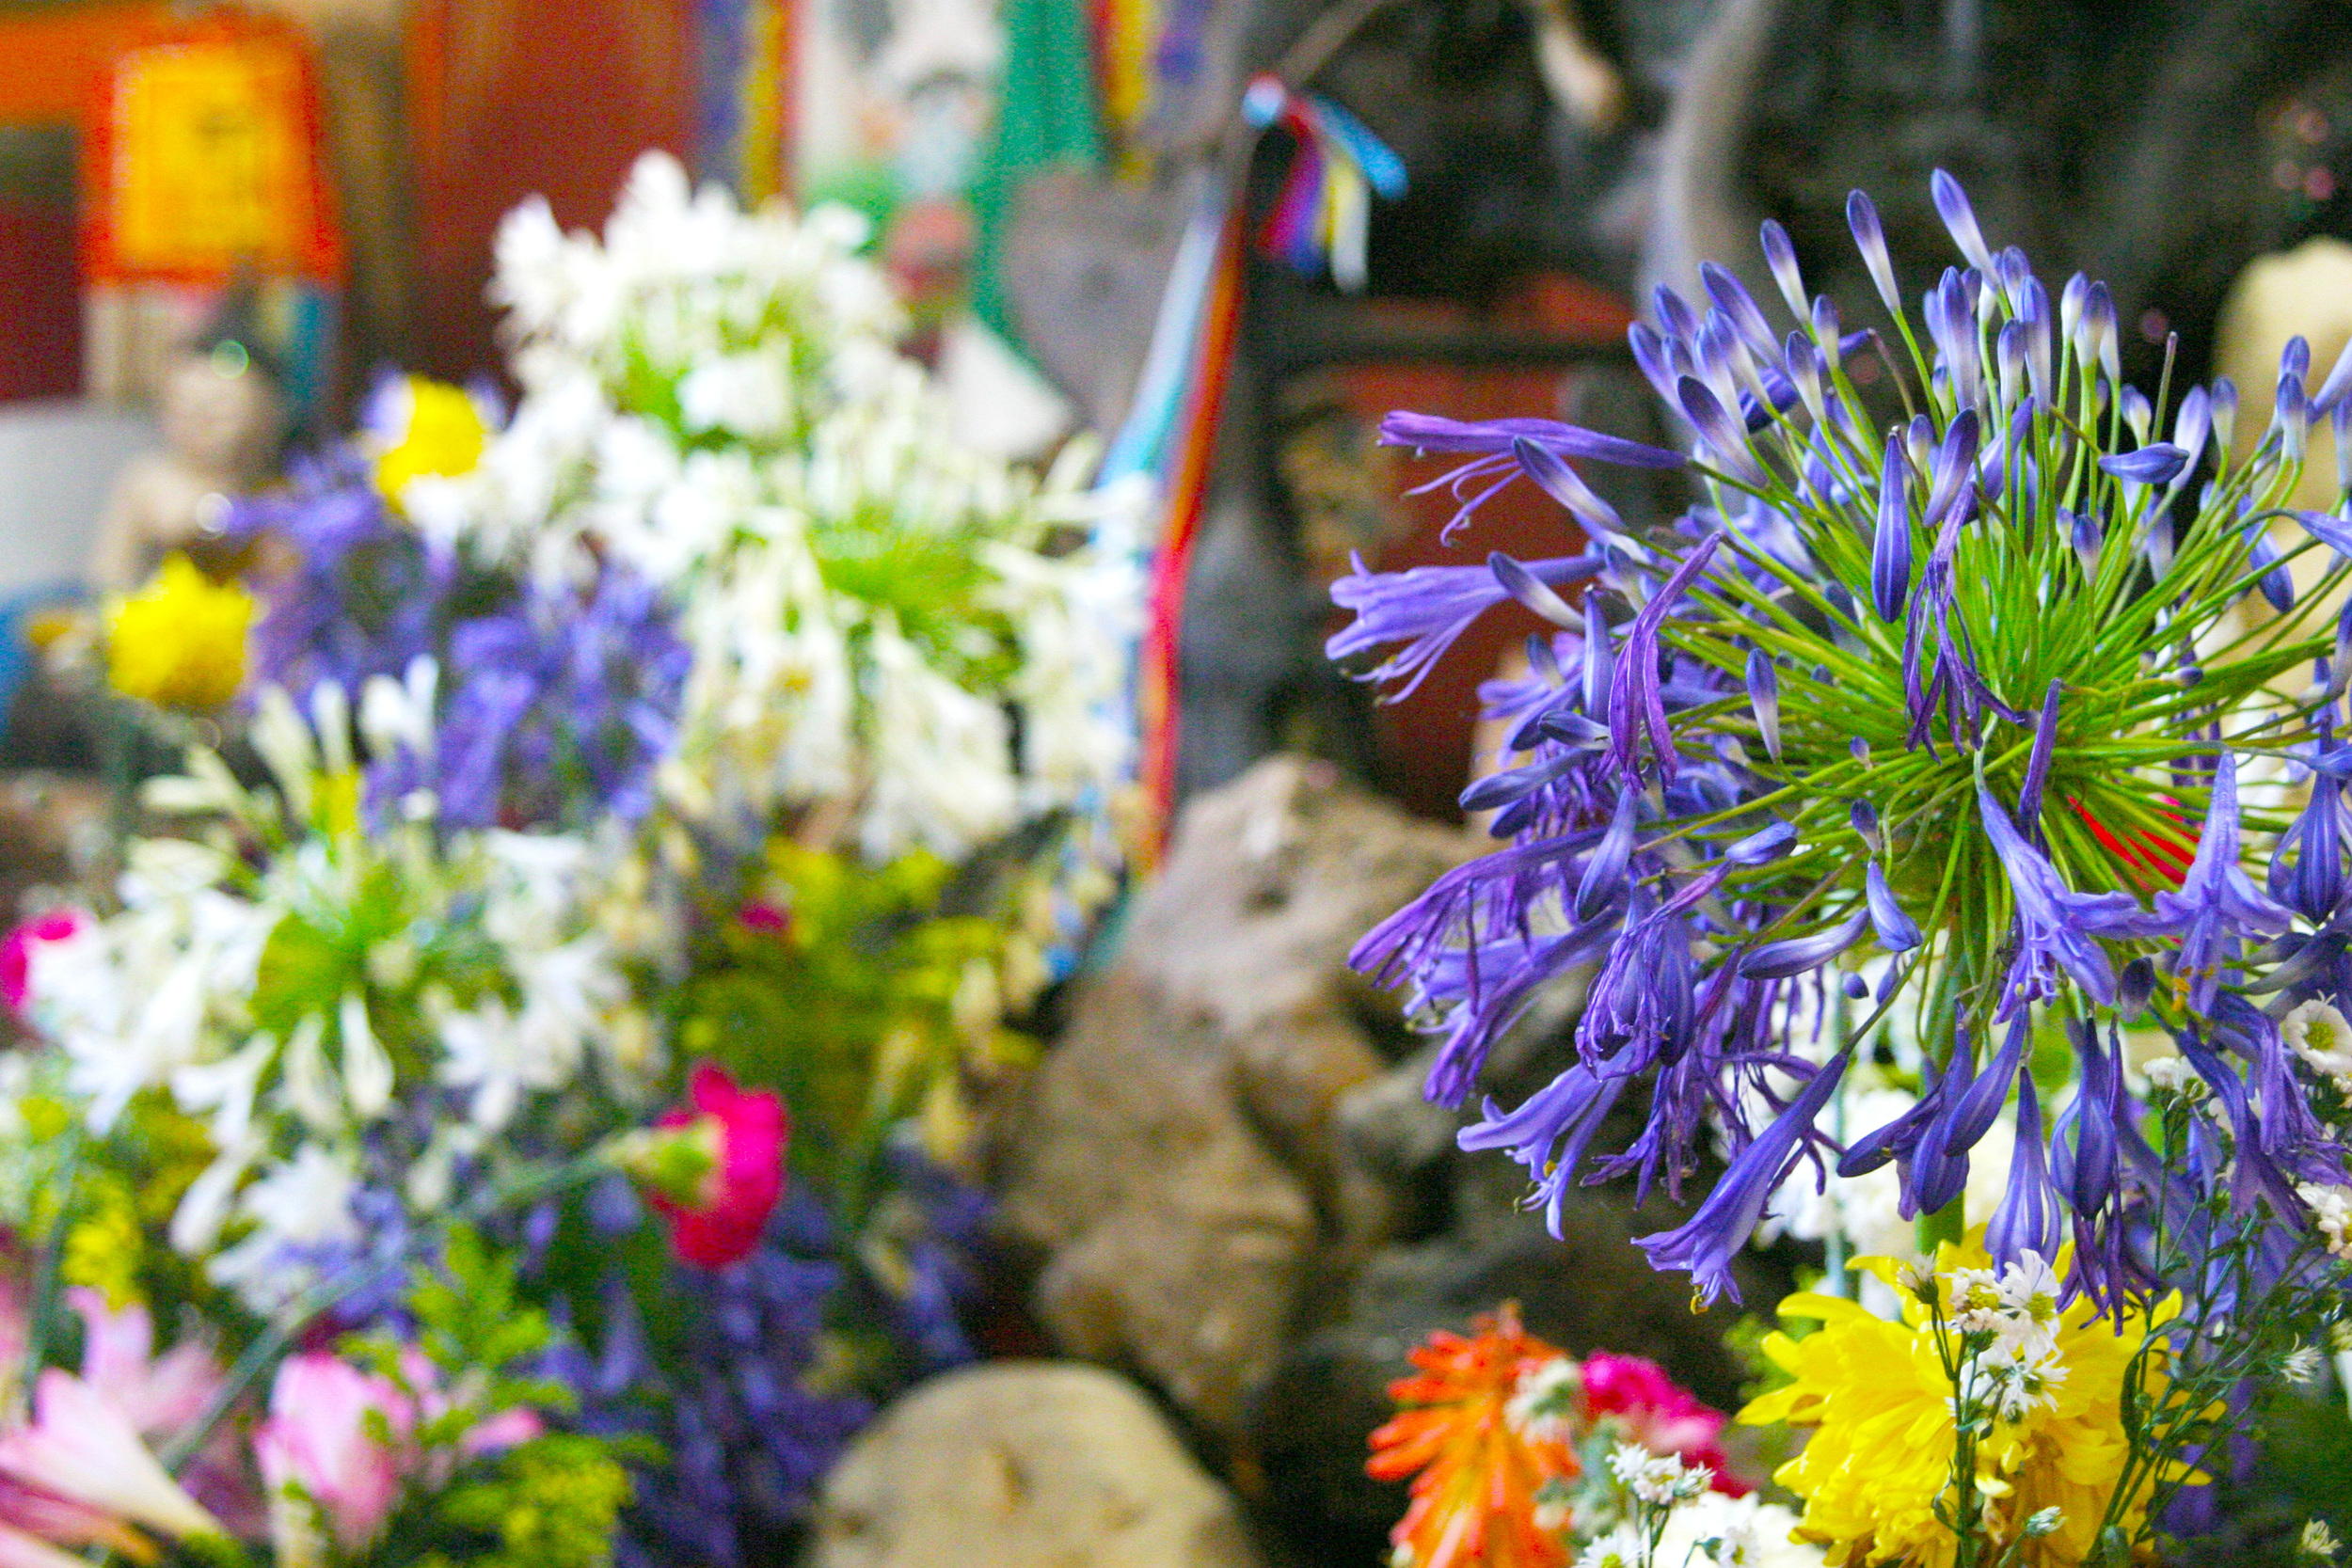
106 556 253 710
372 375 487 499
1739 1239 2178 1568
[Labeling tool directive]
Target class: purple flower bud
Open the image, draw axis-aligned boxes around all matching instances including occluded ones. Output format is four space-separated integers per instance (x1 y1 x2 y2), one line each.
2056 1022 2120 1215
2334 396 2352 499
1871 433 1912 621
1986 1069 2061 1266
1652 284 1700 342
2098 444 2189 486
1702 261 1783 367
2020 277 2053 403
1745 647 1780 761
1787 334 1827 425
1848 736 1870 765
1994 245 2030 304
1509 436 1631 546
1488 551 1587 628
1583 610 1614 716
2211 376 2239 455
1628 321 1681 408
2297 507 2352 559
1812 295 1842 352
1867 863 1921 950
2244 525 2295 612
1995 320 2026 413
2277 372 2311 464
2019 676 2062 830
1842 972 1870 1000
1737 908 1869 979
2172 385 2212 471
1839 1058 1942 1178
2317 336 2352 416
1677 377 1769 488
1725 820 1796 863
2120 386 2153 446
1930 168 1995 275
2119 956 2156 1018
2058 273 2089 358
1921 409 1982 531
1850 799 1883 852
2282 333 2312 388
1577 785 1641 920
1948 1019 2026 1158
1846 190 1902 320
1760 219 1806 320
2084 281 2120 384
2065 508 2102 575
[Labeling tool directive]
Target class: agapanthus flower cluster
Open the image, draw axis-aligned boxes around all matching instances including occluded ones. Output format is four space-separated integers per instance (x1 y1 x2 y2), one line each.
1367 1307 1796 1568
412 150 1133 863
231 389 691 835
15 684 666 1314
1332 168 2352 1308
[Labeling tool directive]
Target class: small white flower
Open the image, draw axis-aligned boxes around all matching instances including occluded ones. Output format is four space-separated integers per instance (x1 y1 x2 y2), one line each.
1608 1443 1710 1506
2296 1182 2352 1259
2140 1054 2207 1101
2023 1506 2066 1539
2285 998 2352 1094
2305 1519 2344 1563
1505 1355 1583 1445
2283 1345 2325 1385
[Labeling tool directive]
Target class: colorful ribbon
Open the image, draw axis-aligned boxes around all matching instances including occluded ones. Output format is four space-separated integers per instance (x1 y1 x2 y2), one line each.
1240 74 1406 293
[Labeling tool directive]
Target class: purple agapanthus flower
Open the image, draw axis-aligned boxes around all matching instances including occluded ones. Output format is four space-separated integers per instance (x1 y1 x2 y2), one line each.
229 447 461 702
1979 782 2147 1016
387 566 691 830
2144 754 2291 1010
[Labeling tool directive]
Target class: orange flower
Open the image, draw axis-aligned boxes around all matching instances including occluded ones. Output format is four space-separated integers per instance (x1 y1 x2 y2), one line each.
1367 1304 1579 1568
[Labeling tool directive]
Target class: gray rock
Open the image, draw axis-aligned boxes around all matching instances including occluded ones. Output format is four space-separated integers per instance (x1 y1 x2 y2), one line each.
995 757 1474 1436
807 1361 1264 1568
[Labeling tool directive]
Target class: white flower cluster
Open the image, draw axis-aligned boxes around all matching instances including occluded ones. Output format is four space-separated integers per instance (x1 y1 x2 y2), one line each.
1504 1354 1584 1447
1607 1444 1713 1507
21 687 664 1310
1944 1253 2071 1424
1576 1491 1823 1568
419 151 1136 863
2296 1181 2352 1260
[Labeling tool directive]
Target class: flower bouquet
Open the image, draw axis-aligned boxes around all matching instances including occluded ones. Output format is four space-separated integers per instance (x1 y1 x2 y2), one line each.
0 151 1138 1567
1330 170 2352 1562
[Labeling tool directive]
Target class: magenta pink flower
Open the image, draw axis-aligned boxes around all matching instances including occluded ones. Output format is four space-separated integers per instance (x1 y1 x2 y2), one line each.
0 911 85 1018
253 1354 414 1554
736 901 790 938
1581 1353 1745 1496
642 1061 788 1269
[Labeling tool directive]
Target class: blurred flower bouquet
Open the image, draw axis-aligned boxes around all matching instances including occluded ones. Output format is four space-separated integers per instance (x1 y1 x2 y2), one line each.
1331 170 2352 1563
1 151 1137 1567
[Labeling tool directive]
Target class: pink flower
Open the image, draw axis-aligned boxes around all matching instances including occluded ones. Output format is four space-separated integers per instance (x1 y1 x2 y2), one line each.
62 1290 259 1536
0 911 85 1017
0 1370 222 1541
1581 1353 1746 1497
253 1354 413 1554
736 901 790 938
642 1062 787 1269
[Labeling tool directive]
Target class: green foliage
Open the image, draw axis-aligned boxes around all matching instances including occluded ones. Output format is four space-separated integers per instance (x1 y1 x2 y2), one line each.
672 841 1031 1212
340 1227 641 1568
418 1436 634 1568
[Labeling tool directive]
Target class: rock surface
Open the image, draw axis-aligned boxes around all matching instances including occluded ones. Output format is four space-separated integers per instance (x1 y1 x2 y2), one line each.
806 1361 1264 1568
994 756 1473 1436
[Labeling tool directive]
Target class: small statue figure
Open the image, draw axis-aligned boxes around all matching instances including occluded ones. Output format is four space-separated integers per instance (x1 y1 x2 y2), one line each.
90 299 285 594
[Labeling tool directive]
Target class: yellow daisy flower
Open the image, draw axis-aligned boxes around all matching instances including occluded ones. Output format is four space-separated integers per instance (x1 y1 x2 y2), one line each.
372 375 487 499
106 555 254 711
1739 1239 2179 1568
